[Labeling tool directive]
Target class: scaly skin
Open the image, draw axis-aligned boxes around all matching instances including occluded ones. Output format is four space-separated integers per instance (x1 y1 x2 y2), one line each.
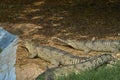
36 54 115 80
53 37 120 53
24 40 89 66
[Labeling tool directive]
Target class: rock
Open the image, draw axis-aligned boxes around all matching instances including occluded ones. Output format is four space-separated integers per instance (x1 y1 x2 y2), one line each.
16 63 44 80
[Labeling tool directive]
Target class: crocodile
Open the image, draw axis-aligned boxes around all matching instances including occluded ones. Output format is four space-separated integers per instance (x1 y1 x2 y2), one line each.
53 37 120 53
36 54 115 80
24 40 89 67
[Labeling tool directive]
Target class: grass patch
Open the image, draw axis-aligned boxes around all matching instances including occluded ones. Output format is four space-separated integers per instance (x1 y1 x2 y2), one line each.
75 67 120 80
0 48 2 53
57 61 120 80
36 76 45 80
37 61 120 80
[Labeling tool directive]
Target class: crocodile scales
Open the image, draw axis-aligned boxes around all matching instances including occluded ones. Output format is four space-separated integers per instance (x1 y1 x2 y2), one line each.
24 40 89 66
53 37 120 53
36 54 115 80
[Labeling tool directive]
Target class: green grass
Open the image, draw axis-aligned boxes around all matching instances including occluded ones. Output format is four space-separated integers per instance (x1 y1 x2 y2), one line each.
0 48 2 53
36 76 45 80
57 61 120 80
37 61 120 80
38 61 120 80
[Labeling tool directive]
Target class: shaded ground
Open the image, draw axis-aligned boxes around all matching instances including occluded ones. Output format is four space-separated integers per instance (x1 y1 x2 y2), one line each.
0 0 120 80
1 0 120 39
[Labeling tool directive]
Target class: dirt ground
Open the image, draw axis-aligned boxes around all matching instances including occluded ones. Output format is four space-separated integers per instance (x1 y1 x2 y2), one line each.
0 0 120 80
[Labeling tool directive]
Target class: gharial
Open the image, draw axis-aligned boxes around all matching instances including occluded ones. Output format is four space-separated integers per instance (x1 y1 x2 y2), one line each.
36 54 115 80
23 40 89 67
53 37 120 53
